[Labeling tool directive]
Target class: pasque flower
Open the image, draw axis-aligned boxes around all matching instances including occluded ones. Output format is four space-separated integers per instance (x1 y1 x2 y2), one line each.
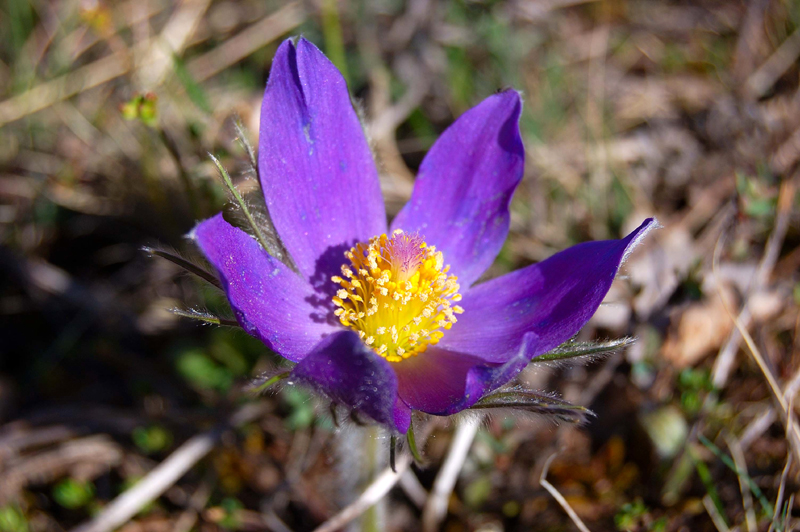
192 37 656 433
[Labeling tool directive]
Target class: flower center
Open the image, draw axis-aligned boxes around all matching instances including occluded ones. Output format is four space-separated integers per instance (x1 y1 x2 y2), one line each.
331 229 463 362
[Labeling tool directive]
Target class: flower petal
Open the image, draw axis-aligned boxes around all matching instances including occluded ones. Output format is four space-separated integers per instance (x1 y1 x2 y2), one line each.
440 218 658 362
390 90 524 287
192 213 339 362
258 37 386 284
394 340 535 415
291 331 411 432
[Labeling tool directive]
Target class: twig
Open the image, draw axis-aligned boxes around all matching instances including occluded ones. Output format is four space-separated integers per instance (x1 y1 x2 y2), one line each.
421 415 481 532
732 0 770 83
539 452 591 532
398 470 428 509
746 27 800 98
739 407 777 451
312 453 412 532
70 403 267 532
712 176 797 389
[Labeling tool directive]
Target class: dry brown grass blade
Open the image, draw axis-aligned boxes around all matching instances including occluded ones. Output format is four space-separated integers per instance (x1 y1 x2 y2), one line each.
187 2 305 82
312 453 413 532
746 27 800 98
421 415 481 532
712 176 798 389
0 436 122 505
539 452 592 532
724 433 755 532
136 0 212 89
712 234 800 465
0 2 304 128
0 51 133 127
770 410 794 532
704 495 732 532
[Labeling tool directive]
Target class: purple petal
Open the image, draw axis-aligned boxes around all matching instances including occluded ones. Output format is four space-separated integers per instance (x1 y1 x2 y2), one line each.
440 218 658 363
259 38 385 284
192 214 339 362
394 339 536 415
291 331 411 433
390 90 524 287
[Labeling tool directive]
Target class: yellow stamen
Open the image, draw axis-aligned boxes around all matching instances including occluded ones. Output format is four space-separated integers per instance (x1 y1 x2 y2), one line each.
331 230 462 361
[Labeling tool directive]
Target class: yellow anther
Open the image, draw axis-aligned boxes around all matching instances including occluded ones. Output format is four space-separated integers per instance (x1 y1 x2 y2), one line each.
330 231 463 362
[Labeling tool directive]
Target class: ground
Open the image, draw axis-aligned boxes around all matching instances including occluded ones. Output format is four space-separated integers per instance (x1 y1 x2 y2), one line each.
0 1 799 531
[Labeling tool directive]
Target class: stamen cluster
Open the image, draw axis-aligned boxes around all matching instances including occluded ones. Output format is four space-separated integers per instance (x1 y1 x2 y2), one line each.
332 230 463 362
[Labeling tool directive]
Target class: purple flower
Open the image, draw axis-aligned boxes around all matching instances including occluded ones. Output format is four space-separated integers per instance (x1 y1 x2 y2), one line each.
192 37 656 434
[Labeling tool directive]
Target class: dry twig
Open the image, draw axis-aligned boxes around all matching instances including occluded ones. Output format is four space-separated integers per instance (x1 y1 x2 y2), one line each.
746 27 800 98
70 403 267 532
312 453 413 532
421 415 482 532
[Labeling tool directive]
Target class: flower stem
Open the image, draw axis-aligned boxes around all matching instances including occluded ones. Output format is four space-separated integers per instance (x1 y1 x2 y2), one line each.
361 425 384 532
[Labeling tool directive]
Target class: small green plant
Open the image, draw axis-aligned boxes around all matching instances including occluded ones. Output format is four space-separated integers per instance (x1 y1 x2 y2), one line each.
0 506 28 532
132 425 173 454
281 387 315 430
176 348 234 393
219 497 244 531
615 499 667 532
52 478 95 510
120 93 158 127
678 367 714 415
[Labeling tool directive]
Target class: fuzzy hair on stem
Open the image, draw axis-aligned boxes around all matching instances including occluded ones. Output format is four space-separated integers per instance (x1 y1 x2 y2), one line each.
142 245 222 290
170 307 240 327
469 387 594 424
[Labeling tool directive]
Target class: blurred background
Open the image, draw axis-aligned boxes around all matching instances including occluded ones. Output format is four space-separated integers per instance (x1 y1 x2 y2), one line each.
1 0 799 531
